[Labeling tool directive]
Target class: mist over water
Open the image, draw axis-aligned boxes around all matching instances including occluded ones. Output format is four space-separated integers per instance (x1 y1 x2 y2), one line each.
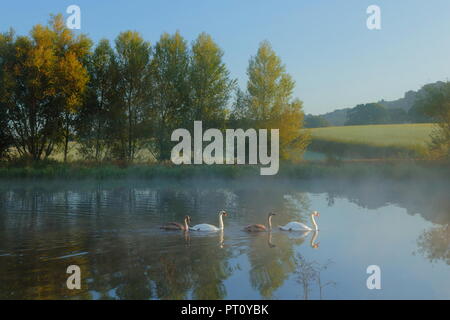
0 178 449 299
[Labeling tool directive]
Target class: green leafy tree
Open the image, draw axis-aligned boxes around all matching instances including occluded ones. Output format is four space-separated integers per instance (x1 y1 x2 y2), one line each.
229 88 252 129
189 33 235 127
345 103 389 125
408 103 434 123
150 32 191 160
115 31 152 161
413 81 450 160
387 108 408 124
245 41 310 161
304 115 330 128
76 39 119 161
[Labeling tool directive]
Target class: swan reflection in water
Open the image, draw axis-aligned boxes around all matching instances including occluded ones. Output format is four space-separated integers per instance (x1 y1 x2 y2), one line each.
268 232 276 248
183 229 225 248
266 231 319 249
310 231 320 249
279 211 320 232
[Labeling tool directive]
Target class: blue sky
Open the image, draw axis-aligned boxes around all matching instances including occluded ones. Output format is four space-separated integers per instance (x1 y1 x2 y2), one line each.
2 0 450 114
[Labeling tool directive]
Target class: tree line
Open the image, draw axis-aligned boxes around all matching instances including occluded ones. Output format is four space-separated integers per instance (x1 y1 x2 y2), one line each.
0 14 309 163
305 102 433 128
345 103 408 126
343 83 450 160
304 82 450 129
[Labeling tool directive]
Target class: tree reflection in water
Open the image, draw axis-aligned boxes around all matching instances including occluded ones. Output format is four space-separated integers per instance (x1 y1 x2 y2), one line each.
0 178 449 299
294 253 335 300
416 224 450 265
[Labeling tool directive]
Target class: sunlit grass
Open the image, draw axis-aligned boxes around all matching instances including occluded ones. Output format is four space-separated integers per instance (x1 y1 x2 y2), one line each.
308 123 435 147
306 123 436 159
10 142 157 163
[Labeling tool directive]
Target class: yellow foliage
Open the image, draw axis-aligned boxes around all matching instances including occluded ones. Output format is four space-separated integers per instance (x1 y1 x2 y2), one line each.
247 41 310 161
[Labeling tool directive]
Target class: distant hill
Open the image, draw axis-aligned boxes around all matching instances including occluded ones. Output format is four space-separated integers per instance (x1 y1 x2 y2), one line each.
377 89 418 111
317 81 445 126
319 108 350 126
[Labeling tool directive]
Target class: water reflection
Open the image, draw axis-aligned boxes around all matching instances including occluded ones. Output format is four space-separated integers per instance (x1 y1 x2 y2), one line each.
310 231 320 249
294 253 335 300
416 225 450 265
267 232 276 248
0 178 449 299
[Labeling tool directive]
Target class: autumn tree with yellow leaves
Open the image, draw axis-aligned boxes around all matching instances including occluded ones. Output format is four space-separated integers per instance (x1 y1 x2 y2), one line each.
242 41 310 161
1 15 310 164
0 14 90 161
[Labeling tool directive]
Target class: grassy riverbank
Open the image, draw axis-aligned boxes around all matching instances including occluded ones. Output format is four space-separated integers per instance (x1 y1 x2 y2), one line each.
0 160 448 181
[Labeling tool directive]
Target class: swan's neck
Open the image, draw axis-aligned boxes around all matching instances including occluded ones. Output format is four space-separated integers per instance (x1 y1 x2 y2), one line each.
267 216 273 231
310 214 318 230
184 218 189 231
219 214 224 230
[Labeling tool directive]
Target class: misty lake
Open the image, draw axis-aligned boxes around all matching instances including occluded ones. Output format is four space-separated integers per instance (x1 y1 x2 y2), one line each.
0 178 449 300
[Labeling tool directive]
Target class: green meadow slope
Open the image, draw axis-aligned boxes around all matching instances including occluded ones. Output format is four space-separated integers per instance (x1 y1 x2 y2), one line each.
307 123 435 159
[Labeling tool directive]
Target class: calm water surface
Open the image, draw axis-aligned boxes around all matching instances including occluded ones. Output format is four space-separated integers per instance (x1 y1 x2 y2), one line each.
0 178 449 299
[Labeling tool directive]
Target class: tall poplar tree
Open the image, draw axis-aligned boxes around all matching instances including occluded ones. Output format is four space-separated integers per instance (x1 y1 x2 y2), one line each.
246 41 310 161
51 15 92 162
150 32 191 160
189 33 235 127
76 39 119 161
115 31 152 161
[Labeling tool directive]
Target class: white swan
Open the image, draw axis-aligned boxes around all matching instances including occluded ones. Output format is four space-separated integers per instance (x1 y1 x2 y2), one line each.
279 211 320 231
190 210 228 232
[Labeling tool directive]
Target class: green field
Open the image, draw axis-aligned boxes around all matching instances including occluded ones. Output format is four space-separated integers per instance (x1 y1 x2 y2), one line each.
309 123 434 146
307 123 436 159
